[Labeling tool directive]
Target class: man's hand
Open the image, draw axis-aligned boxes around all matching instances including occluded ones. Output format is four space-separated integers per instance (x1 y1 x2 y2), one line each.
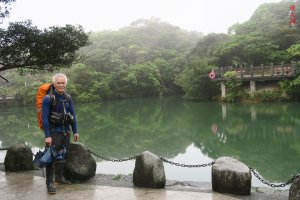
45 137 52 146
74 133 79 142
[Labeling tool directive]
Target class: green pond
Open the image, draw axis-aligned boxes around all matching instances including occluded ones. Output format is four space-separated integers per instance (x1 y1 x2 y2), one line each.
1 96 300 189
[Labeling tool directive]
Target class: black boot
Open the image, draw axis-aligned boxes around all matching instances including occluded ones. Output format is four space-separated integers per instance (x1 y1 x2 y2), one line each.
55 162 71 185
46 166 56 194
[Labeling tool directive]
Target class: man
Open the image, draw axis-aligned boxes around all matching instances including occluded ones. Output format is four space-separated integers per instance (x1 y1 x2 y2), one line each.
42 73 79 194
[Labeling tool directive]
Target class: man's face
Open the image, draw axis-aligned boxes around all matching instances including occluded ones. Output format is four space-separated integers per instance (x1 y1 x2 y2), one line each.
54 76 67 94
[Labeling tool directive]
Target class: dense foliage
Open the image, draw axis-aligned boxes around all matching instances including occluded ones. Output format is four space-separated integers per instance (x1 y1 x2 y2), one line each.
177 0 300 100
1 1 300 103
72 18 202 100
0 20 90 75
0 0 15 19
0 18 202 102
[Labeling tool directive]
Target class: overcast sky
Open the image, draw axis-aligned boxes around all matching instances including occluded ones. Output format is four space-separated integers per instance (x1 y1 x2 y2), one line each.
3 0 282 34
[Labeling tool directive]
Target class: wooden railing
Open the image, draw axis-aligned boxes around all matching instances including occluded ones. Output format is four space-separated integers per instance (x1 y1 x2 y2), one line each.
213 63 297 81
0 96 16 104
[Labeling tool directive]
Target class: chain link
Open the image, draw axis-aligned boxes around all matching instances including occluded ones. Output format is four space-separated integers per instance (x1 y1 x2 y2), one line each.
2 146 300 187
160 157 215 168
249 166 300 188
88 149 137 162
88 149 215 168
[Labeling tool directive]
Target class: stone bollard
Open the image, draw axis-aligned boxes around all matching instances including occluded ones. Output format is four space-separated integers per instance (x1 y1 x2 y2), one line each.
4 144 34 171
212 157 251 195
289 176 300 200
133 151 166 188
64 143 96 181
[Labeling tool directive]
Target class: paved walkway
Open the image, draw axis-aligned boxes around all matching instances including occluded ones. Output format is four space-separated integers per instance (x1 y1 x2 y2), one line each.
0 171 289 200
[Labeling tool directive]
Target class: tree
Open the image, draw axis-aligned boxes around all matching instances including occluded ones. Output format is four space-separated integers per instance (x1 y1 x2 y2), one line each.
175 59 219 100
68 63 111 101
109 63 162 98
213 34 279 66
0 0 15 21
83 49 126 73
80 18 201 95
287 44 300 61
0 20 90 81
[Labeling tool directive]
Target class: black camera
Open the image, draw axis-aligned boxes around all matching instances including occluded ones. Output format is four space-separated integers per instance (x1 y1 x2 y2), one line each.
64 112 74 124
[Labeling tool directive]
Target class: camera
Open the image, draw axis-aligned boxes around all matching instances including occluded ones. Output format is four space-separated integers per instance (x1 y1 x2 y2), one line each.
64 112 74 124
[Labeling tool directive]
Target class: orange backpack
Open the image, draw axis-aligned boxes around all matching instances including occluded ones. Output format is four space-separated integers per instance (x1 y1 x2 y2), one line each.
36 83 53 129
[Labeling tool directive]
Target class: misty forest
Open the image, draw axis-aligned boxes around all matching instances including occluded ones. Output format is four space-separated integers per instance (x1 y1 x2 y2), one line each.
0 0 300 104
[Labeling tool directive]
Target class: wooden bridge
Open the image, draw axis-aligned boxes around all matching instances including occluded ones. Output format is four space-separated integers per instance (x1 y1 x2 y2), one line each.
210 62 298 98
212 62 297 81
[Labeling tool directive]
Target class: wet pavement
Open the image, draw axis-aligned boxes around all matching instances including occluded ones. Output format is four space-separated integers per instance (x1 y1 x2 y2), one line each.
0 170 289 200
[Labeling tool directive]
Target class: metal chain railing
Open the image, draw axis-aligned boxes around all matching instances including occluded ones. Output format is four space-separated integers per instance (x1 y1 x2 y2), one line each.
249 166 300 188
88 148 215 168
160 157 215 168
2 146 300 187
88 149 137 162
89 148 300 188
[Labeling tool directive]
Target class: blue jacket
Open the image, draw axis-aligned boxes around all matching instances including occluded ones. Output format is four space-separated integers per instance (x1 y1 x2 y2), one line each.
42 90 78 138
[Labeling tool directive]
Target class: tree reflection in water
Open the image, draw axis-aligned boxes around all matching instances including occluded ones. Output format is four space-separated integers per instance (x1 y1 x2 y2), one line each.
0 98 300 188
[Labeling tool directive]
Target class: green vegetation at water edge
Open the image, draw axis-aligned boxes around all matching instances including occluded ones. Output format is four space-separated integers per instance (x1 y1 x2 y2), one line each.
0 1 300 103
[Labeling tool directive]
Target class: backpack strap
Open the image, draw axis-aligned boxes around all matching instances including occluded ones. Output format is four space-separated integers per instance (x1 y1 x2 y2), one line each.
47 85 57 111
64 92 71 102
61 92 71 114
48 90 71 113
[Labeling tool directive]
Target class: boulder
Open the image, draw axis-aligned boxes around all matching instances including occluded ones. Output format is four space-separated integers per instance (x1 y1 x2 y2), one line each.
133 151 166 188
4 144 34 171
212 156 251 195
64 143 96 181
289 176 300 200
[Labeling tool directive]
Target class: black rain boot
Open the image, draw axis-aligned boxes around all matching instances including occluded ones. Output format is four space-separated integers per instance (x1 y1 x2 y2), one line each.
55 162 71 185
46 166 56 194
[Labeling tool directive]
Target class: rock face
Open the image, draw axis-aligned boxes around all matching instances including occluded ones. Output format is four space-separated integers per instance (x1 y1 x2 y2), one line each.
64 143 96 181
133 151 166 188
212 156 251 195
4 144 34 171
289 176 300 200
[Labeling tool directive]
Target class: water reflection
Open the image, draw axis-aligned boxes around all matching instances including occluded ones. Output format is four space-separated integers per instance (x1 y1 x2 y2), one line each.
1 98 300 187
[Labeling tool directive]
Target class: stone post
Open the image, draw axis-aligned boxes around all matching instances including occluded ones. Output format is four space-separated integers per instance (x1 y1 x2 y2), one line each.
250 80 256 96
133 151 166 188
212 157 252 195
289 176 300 200
221 82 226 98
4 144 34 171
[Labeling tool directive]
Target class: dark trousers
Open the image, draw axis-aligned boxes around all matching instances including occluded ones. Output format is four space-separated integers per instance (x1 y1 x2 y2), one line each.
46 132 70 186
51 132 70 152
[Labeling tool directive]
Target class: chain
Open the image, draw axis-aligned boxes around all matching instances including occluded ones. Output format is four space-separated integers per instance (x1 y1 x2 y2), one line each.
88 149 137 162
2 146 299 187
249 166 300 188
160 157 215 168
88 149 215 168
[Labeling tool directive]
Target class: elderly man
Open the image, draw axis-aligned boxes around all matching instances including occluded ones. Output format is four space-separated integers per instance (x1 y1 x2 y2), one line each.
42 73 79 194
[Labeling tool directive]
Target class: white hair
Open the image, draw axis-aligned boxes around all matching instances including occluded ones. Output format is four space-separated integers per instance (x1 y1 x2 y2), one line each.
53 73 68 84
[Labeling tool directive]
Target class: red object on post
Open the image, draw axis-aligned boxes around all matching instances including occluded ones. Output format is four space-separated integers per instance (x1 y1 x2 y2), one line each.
290 5 295 12
289 4 297 26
